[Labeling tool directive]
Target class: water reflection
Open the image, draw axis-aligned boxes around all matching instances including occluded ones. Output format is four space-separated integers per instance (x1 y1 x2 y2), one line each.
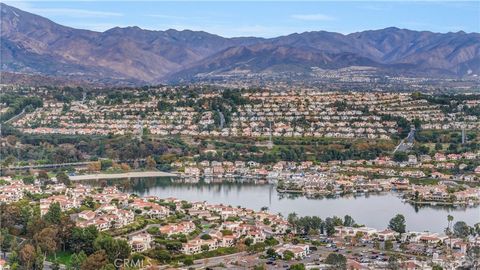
86 177 480 233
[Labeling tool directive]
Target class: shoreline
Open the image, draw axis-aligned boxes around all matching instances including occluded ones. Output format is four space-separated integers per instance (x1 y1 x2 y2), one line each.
69 171 177 181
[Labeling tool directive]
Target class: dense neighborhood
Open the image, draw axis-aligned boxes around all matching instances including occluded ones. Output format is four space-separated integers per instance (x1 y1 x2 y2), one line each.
0 174 479 270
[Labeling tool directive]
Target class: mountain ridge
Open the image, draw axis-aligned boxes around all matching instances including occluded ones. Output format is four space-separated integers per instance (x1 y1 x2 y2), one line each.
1 3 479 85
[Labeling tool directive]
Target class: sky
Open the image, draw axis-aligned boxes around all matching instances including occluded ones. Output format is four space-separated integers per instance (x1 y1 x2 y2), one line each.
4 1 480 37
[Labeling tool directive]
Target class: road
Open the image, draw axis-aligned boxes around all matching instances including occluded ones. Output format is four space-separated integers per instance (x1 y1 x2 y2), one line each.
1 159 147 172
3 108 25 124
393 126 416 153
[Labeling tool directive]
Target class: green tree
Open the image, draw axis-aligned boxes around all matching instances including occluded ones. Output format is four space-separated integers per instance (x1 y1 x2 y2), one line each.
464 246 480 269
324 217 336 236
266 247 277 258
183 256 194 266
68 226 99 255
453 221 470 238
165 241 182 252
44 202 62 224
290 263 306 270
244 237 254 246
70 251 87 270
282 250 294 261
56 172 71 186
393 152 408 162
93 234 131 264
343 215 356 227
384 240 393 251
446 215 454 235
34 246 44 270
151 249 171 263
388 214 406 234
325 253 346 270
200 234 212 240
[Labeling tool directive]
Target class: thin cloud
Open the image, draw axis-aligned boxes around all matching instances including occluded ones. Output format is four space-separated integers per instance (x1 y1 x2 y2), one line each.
291 13 335 21
147 14 190 20
28 8 123 18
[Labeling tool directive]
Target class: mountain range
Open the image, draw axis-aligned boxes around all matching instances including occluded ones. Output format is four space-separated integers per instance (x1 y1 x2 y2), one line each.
1 3 479 85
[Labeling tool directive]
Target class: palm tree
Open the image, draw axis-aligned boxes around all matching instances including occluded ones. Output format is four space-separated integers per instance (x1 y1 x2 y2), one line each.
446 215 454 256
447 215 454 232
287 212 298 233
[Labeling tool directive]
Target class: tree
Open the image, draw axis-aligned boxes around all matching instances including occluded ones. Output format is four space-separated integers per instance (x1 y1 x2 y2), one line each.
38 171 49 181
44 202 62 224
183 256 194 266
463 246 480 270
325 253 346 270
290 263 306 270
34 227 59 255
56 216 76 252
165 241 182 252
387 255 400 270
98 264 115 270
453 221 470 238
388 214 406 234
70 251 87 270
87 161 101 172
100 159 113 170
324 217 336 236
201 244 209 252
56 172 71 186
19 244 36 269
447 215 453 229
82 250 109 270
266 247 277 258
68 226 99 255
384 240 393 251
343 215 356 227
244 237 254 246
200 234 212 240
93 234 131 264
146 156 157 169
151 249 171 263
282 250 294 261
446 215 454 235
393 152 408 162
34 246 45 270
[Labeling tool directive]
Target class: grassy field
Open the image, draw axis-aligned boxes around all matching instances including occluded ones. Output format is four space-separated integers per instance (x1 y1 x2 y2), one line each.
47 251 74 265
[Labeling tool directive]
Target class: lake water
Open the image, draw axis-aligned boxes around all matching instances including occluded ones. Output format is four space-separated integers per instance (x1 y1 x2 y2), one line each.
98 178 479 233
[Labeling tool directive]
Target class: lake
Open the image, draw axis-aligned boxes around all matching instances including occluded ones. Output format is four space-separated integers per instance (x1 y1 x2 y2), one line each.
95 177 479 233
